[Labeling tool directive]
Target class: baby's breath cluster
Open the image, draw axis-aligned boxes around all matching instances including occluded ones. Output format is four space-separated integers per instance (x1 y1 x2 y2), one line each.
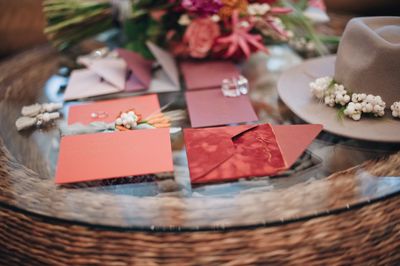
310 76 350 107
115 111 139 129
310 76 391 121
391 102 400 118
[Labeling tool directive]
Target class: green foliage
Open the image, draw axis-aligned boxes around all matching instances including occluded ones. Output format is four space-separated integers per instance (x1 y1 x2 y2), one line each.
123 15 162 59
279 0 329 55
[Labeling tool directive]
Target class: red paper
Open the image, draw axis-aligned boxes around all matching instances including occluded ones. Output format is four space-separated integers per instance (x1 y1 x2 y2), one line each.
180 61 240 90
55 129 174 184
185 89 258 128
68 94 160 125
184 123 322 184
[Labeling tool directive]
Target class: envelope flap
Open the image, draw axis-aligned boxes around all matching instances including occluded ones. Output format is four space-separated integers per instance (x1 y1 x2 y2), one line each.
224 124 258 139
146 41 180 87
88 57 127 90
272 124 322 167
184 125 258 180
117 48 153 87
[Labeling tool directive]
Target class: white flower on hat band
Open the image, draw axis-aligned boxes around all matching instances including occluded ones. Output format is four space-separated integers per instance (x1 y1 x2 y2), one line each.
391 102 400 118
309 76 397 121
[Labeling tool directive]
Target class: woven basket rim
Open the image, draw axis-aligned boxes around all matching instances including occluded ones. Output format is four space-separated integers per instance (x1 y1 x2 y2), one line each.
1 188 399 233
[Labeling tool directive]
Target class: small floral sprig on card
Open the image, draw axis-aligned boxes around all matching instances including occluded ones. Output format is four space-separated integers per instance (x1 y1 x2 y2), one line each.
43 0 332 60
309 76 398 121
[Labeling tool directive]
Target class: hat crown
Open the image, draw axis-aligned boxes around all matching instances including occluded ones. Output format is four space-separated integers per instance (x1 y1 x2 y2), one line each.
335 17 400 103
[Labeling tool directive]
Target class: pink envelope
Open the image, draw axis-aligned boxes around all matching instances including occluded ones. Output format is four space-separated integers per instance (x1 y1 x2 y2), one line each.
64 69 122 101
180 61 240 90
117 48 153 88
185 89 258 127
117 43 181 93
55 129 174 184
88 57 127 90
68 94 160 125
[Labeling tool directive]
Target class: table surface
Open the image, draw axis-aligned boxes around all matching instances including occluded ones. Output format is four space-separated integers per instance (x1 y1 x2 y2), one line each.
0 42 399 231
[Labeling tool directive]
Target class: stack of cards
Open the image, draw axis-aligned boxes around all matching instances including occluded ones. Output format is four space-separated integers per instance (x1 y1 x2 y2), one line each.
56 45 323 186
64 42 181 101
181 60 258 128
56 95 174 184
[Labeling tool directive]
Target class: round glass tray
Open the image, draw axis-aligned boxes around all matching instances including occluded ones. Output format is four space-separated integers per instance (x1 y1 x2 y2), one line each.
0 45 399 231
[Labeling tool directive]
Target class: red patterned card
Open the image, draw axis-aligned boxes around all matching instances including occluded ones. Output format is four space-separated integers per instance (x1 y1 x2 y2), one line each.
184 123 322 184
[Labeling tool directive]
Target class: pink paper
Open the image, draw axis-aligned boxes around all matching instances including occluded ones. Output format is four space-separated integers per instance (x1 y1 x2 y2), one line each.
146 41 180 87
55 129 174 184
125 73 147 92
185 89 258 128
68 94 160 125
180 61 240 90
63 69 121 101
88 57 127 89
117 48 153 87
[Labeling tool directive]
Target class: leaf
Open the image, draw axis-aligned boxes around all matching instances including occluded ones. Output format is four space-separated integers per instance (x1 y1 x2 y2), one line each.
336 106 346 122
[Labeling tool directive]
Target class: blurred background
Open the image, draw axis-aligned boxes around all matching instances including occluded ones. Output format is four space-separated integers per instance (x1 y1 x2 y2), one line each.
0 0 399 58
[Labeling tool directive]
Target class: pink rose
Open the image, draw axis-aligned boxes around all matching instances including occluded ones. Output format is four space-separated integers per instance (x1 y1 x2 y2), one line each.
150 10 166 21
184 18 220 58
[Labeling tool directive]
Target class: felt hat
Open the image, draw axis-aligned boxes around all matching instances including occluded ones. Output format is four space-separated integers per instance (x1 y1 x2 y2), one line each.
278 17 400 142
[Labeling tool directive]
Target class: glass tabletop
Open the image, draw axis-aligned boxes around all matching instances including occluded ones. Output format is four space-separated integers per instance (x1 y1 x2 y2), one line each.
0 44 399 230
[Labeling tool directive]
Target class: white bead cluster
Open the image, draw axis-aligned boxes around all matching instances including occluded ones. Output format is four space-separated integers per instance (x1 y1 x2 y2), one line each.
310 77 350 107
309 76 333 100
115 111 138 129
326 83 351 107
343 93 386 120
391 102 400 118
309 77 396 121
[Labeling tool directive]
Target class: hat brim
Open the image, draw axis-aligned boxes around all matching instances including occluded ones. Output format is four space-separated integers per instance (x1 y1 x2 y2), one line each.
277 55 400 143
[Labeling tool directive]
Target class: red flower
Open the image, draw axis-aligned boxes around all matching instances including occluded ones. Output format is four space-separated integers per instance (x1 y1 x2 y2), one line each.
216 10 268 59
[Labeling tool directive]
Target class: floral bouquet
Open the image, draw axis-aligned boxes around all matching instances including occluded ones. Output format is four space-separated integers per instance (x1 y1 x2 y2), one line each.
43 0 331 60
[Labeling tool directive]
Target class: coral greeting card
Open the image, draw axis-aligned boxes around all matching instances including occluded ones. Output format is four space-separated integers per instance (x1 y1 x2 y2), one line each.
55 129 174 184
185 89 258 127
68 94 160 125
184 124 322 184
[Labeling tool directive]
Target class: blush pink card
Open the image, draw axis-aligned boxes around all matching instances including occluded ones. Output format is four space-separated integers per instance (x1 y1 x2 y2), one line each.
185 89 258 128
55 129 174 184
180 61 240 90
68 94 160 125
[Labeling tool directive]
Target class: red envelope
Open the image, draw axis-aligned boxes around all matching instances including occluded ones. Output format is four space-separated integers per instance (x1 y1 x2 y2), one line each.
55 129 174 184
180 61 240 90
186 89 258 128
68 94 160 125
184 123 322 184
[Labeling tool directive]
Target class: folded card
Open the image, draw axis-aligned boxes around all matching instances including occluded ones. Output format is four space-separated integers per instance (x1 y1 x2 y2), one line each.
64 43 181 101
117 42 181 94
55 129 174 184
184 123 322 184
68 94 160 125
185 88 258 127
63 69 122 101
180 61 240 90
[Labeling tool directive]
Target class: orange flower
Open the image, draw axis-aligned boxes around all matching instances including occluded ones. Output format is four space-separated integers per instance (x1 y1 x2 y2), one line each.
219 0 248 19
